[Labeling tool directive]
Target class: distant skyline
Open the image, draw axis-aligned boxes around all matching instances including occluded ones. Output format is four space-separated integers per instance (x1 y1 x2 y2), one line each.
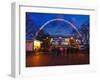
26 12 89 40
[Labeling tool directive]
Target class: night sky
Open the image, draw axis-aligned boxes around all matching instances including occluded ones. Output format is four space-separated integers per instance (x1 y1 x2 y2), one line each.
26 12 89 40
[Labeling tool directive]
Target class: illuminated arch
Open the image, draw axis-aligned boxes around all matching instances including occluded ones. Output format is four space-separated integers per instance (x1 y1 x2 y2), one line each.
34 18 81 39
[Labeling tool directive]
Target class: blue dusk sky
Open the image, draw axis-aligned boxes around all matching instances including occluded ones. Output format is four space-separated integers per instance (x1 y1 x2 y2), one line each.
26 12 89 40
